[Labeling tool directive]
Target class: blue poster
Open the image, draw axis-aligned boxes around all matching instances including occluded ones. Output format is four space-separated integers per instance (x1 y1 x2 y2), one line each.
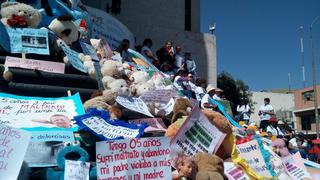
75 108 147 140
80 41 99 61
7 27 49 55
61 46 87 73
0 21 10 52
0 92 85 132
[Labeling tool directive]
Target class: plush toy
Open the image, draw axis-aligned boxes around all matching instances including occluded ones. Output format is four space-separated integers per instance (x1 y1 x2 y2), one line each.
171 98 192 123
130 79 155 97
195 153 225 180
1 1 41 28
102 76 130 96
101 60 126 78
83 90 122 120
0 65 13 82
271 138 290 157
165 116 188 139
129 70 149 85
202 110 233 160
172 153 197 180
48 15 79 45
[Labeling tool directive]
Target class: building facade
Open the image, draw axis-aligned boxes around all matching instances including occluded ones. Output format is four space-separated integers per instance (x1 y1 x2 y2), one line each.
251 92 295 128
83 0 217 85
293 86 320 135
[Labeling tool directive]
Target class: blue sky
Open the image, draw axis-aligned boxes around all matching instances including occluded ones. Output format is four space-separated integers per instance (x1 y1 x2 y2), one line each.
201 0 320 91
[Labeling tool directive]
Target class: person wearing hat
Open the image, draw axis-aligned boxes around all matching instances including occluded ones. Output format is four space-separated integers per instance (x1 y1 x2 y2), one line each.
200 84 218 110
266 117 284 137
288 132 308 158
277 120 288 135
173 67 193 98
160 62 175 78
258 98 275 131
212 88 223 100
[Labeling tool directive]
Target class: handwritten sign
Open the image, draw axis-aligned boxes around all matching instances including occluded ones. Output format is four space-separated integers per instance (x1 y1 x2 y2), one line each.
86 6 135 49
5 56 65 74
24 141 64 167
64 160 90 180
116 96 154 117
264 145 291 179
282 153 312 180
140 89 178 104
74 109 146 140
7 27 49 54
0 124 31 179
224 162 250 180
61 46 87 73
170 107 226 156
96 137 171 180
80 41 99 61
236 139 272 177
30 130 74 142
128 118 167 133
0 92 84 131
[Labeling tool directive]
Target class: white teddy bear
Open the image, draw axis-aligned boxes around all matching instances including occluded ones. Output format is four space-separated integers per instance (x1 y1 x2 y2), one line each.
102 76 130 96
0 1 41 28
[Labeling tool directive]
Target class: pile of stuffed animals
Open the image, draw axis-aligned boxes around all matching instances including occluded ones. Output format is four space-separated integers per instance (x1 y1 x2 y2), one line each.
0 1 268 180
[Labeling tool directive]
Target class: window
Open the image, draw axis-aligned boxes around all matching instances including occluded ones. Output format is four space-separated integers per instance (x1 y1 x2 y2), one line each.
301 115 315 130
185 0 191 31
302 90 315 102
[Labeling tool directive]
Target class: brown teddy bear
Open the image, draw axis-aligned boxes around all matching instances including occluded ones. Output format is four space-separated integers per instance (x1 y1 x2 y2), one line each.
195 153 225 180
202 110 233 160
83 90 122 120
171 98 192 123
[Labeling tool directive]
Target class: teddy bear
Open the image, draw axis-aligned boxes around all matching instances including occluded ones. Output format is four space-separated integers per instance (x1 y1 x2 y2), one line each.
83 90 122 120
1 1 41 28
102 76 130 96
165 116 188 139
101 60 127 79
130 79 155 97
171 97 192 123
195 153 225 180
202 109 233 160
129 70 150 85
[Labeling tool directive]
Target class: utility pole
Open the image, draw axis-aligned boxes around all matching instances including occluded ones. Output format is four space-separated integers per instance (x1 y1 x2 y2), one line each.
299 26 306 88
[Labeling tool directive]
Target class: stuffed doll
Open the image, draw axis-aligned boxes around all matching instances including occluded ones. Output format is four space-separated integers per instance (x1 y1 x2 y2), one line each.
101 60 126 79
129 70 150 85
101 76 130 96
202 110 233 160
1 1 41 28
130 79 155 97
165 116 188 139
195 153 225 180
171 97 192 123
271 138 290 157
173 153 197 180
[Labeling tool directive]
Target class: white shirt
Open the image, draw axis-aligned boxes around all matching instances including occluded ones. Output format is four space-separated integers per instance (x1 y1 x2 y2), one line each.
266 125 284 136
201 94 211 109
259 104 274 121
174 54 184 70
141 46 153 63
173 76 189 91
195 87 205 101
186 59 196 72
237 105 250 120
289 138 307 149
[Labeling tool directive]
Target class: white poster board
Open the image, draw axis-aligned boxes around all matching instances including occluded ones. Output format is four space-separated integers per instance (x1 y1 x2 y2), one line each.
64 160 90 180
96 137 171 180
116 96 154 117
0 124 31 179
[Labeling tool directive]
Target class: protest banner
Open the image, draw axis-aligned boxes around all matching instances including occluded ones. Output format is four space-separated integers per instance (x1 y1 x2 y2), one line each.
140 89 178 105
7 27 49 55
86 6 135 49
224 162 250 180
116 96 154 117
96 137 171 180
128 49 159 73
61 46 87 73
170 107 226 156
236 138 273 177
24 141 65 167
0 92 84 131
5 56 65 74
0 124 31 179
128 118 167 133
264 145 291 179
282 153 312 180
64 160 90 180
75 109 147 140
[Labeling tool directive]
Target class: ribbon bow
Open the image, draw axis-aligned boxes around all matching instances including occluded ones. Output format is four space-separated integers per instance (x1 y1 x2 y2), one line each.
7 14 27 28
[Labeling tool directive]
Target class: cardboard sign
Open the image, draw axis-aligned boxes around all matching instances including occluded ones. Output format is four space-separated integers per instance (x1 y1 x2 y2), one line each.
61 46 87 73
80 41 99 61
74 109 146 140
0 92 84 131
236 139 272 177
24 141 64 167
128 118 167 133
224 162 250 180
7 27 49 55
0 124 31 180
140 89 178 104
64 160 90 180
170 107 226 156
86 6 135 49
5 56 65 74
264 146 291 179
116 96 154 117
96 137 171 180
